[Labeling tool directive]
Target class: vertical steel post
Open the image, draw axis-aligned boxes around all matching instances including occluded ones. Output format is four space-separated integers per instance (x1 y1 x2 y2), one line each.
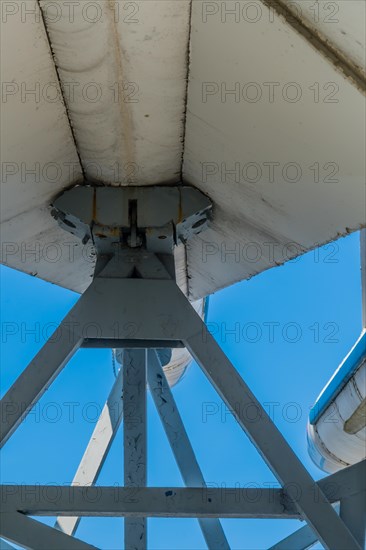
123 349 147 550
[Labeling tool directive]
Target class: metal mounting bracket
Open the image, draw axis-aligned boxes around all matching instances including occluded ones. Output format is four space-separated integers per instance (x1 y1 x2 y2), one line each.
51 185 212 259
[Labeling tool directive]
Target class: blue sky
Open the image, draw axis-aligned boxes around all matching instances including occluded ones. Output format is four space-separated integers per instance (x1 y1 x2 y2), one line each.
0 231 363 549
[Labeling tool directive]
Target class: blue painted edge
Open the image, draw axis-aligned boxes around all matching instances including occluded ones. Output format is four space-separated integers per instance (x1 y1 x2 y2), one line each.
309 330 366 425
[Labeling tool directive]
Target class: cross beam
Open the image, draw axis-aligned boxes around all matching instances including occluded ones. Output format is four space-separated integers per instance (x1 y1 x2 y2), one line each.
0 486 299 518
2 460 364 519
2 463 365 548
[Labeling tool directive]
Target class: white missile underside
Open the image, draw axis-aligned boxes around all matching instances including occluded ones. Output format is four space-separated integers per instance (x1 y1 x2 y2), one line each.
1 0 365 301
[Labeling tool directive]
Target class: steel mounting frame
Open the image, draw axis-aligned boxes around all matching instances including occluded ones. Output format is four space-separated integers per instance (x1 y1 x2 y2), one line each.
0 249 365 549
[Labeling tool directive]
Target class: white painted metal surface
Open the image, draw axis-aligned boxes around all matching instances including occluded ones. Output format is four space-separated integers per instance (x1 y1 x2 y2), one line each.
308 350 366 473
0 0 85 289
308 232 366 473
39 0 190 184
282 0 366 78
183 0 366 299
1 0 365 299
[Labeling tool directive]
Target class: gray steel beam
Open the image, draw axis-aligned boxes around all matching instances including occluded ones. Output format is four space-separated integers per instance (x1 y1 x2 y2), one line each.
82 339 184 349
3 474 363 519
340 491 366 549
179 296 362 549
0 512 97 550
0 317 82 447
147 349 229 550
55 365 124 536
0 486 298 518
123 349 147 550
